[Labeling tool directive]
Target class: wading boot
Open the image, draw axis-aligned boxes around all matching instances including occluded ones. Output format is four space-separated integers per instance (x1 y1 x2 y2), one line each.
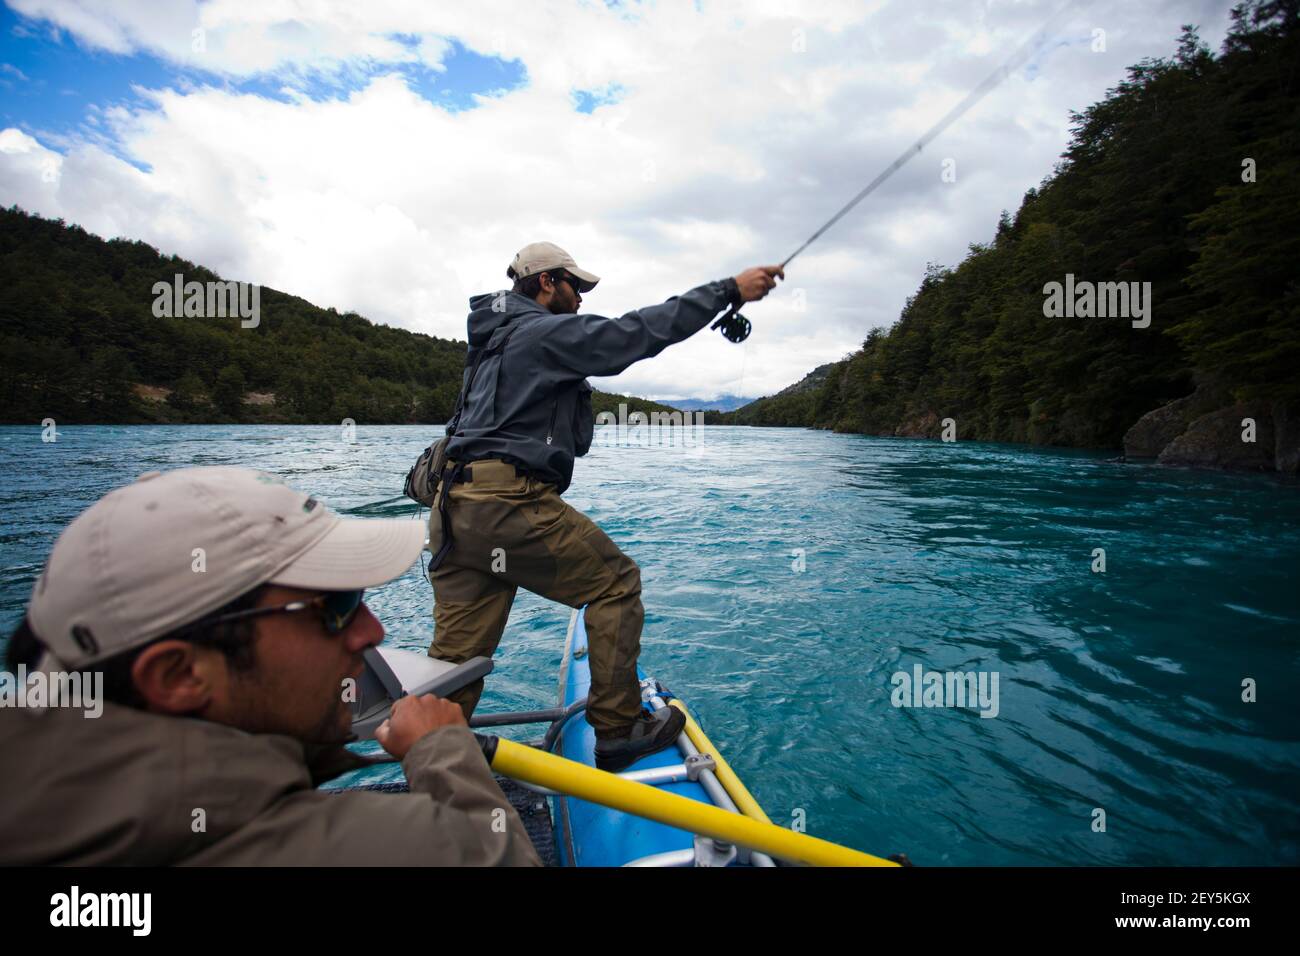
594 706 687 773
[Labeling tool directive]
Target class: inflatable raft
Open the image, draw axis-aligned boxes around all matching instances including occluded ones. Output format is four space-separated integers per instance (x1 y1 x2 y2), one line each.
351 609 897 866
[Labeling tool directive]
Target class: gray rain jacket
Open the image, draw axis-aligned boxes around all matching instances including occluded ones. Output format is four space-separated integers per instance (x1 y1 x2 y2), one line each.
445 277 740 493
0 700 541 866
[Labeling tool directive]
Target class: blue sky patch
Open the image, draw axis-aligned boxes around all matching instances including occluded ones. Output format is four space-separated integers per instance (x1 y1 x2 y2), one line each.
0 5 181 149
572 82 626 113
396 38 527 112
0 6 529 151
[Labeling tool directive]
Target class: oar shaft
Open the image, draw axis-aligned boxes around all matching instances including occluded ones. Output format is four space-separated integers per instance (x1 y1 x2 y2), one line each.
479 735 897 867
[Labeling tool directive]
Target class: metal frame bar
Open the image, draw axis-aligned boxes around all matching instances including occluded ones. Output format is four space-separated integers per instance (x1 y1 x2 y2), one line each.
469 707 568 728
655 694 777 868
542 698 588 754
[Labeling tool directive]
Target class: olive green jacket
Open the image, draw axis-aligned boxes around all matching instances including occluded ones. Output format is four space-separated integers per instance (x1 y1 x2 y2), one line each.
0 700 541 866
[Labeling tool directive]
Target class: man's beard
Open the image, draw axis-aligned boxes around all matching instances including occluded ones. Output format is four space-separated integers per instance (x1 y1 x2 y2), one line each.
303 675 357 745
226 668 354 745
305 703 353 746
547 290 577 315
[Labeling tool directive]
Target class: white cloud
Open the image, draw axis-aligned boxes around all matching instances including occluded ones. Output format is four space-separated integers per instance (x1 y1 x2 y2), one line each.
0 0 1235 400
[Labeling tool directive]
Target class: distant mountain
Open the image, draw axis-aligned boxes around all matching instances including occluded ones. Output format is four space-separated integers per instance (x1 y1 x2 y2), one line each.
661 394 755 412
702 364 839 425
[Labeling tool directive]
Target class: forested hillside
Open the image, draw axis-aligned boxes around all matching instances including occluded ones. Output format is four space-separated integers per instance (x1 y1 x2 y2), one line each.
0 208 678 425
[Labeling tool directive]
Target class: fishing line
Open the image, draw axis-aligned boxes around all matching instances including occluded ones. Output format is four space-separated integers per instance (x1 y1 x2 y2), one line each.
711 2 1074 343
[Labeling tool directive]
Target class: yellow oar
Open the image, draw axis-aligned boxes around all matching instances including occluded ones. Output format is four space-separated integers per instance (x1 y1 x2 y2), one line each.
479 734 899 867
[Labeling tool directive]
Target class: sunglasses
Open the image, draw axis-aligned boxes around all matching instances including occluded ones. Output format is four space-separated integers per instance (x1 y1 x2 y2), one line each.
552 272 583 297
175 589 366 637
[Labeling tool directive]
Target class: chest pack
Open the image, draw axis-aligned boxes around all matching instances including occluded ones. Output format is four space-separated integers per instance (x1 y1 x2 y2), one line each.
402 318 524 506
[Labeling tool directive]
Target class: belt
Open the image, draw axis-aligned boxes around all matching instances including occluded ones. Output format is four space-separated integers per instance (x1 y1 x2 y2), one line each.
443 458 540 485
445 464 474 485
430 459 539 574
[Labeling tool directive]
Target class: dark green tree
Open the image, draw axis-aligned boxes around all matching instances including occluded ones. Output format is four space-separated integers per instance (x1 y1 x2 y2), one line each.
212 364 247 420
167 371 207 413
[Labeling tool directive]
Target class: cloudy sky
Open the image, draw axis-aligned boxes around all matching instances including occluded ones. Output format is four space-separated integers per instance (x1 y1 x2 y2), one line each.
0 0 1232 402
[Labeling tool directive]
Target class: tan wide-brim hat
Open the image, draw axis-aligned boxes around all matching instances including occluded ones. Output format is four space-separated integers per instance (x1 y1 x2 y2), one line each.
507 241 600 293
26 467 427 667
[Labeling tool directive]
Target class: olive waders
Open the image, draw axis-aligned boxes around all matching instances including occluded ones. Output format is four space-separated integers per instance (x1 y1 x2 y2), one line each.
426 458 644 738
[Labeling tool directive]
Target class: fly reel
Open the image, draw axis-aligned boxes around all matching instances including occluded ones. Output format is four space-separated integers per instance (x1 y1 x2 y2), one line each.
711 304 751 343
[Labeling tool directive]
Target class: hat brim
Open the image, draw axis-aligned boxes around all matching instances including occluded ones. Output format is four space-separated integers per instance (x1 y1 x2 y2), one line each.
269 518 426 591
568 266 600 293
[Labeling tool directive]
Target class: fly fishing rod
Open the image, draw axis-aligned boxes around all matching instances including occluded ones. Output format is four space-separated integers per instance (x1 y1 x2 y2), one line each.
712 2 1072 344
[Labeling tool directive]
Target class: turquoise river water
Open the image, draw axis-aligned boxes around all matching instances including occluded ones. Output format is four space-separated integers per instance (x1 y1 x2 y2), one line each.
0 424 1296 865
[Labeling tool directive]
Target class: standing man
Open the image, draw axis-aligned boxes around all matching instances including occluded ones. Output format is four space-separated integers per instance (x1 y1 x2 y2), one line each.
428 241 783 771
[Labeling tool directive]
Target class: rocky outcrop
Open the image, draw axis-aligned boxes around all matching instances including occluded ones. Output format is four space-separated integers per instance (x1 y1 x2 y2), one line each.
1122 384 1229 459
1123 393 1201 458
1121 385 1298 474
895 411 942 439
1157 403 1276 471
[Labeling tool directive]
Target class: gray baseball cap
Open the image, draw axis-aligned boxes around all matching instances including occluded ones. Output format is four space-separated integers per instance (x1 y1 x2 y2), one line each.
26 467 426 668
507 241 600 293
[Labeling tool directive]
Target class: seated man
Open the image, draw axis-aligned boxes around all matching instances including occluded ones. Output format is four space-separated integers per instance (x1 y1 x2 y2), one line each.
0 466 541 866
